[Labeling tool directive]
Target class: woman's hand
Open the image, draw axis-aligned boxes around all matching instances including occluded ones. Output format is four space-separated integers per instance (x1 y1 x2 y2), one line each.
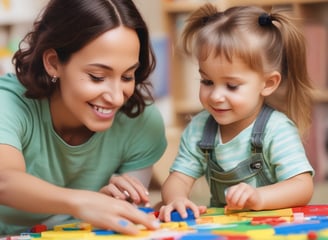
71 190 159 235
99 173 150 207
158 197 206 222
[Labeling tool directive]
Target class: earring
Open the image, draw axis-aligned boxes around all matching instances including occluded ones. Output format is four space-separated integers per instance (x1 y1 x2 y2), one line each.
51 76 58 83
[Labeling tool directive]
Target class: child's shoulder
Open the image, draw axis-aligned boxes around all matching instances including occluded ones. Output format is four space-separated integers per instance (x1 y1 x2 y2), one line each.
187 110 212 127
182 110 211 136
192 110 211 120
268 110 295 126
265 109 298 136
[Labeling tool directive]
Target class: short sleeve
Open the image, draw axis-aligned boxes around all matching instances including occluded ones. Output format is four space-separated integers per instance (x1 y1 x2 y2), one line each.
170 111 210 179
263 111 314 181
0 74 32 151
116 104 167 173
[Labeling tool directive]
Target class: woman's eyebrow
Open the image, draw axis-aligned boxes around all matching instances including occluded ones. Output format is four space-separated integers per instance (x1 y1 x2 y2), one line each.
88 62 140 72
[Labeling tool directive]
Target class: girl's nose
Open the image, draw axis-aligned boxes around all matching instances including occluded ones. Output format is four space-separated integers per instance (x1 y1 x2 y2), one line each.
210 87 226 102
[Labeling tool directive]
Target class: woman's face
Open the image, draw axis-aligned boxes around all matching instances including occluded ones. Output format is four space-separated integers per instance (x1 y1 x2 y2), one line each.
53 26 140 132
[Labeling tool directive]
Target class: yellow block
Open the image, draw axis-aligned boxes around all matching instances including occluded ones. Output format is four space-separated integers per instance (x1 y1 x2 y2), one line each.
53 222 92 231
41 230 94 239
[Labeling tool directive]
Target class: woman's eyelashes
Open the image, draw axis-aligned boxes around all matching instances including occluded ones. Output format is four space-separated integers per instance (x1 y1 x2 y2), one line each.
88 73 105 82
121 74 135 82
87 73 135 82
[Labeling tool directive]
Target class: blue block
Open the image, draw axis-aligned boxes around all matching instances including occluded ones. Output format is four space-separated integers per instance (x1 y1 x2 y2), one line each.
274 221 328 235
171 208 195 222
179 232 223 240
93 229 116 235
138 207 155 214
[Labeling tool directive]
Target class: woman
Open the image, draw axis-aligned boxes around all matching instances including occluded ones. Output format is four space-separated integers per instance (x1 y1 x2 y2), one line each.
0 0 166 235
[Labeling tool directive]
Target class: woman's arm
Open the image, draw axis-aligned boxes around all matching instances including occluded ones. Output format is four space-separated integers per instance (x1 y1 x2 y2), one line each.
127 167 153 188
0 145 159 235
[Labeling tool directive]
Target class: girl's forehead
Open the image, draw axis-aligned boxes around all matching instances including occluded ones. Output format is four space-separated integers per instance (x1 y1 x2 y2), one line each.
198 32 264 65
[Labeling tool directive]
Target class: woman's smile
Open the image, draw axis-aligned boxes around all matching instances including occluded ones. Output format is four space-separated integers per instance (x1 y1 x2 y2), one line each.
89 103 116 120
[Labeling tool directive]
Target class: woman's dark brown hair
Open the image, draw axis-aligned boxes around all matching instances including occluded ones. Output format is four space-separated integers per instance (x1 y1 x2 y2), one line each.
12 0 156 117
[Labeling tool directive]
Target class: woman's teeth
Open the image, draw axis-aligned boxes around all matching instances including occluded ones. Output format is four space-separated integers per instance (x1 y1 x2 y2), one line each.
94 106 112 114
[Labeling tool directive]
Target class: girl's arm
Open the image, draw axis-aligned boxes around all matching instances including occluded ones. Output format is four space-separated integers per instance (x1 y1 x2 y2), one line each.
258 172 313 209
225 172 313 211
0 144 159 235
161 171 195 204
159 171 206 222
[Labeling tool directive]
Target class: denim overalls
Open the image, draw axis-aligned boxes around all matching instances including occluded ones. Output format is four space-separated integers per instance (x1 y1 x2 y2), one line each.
198 105 275 207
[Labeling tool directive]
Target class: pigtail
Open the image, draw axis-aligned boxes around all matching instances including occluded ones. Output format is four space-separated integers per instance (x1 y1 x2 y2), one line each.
181 3 219 56
270 11 313 136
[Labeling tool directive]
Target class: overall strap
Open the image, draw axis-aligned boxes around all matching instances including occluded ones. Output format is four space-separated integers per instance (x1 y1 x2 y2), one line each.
198 105 274 154
251 105 274 152
198 115 217 152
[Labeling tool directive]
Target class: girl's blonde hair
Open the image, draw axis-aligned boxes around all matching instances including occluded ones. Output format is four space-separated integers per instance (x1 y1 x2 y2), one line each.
181 4 313 137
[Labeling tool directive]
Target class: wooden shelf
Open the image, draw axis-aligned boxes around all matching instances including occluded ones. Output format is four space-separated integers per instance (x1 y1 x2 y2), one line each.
163 0 328 13
163 1 205 13
0 14 36 25
0 0 45 26
313 89 328 103
175 100 203 115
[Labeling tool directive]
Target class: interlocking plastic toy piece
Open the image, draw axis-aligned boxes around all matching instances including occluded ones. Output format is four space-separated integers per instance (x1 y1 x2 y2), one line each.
92 229 116 235
251 216 287 226
138 207 155 214
274 221 328 235
30 224 47 233
179 232 224 240
292 205 328 216
171 208 195 222
53 222 92 231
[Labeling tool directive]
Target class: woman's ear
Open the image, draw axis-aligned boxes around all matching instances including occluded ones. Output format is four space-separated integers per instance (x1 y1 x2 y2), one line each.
261 71 281 97
43 49 60 77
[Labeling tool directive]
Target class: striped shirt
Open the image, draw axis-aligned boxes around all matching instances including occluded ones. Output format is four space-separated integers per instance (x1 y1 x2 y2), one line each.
170 110 314 183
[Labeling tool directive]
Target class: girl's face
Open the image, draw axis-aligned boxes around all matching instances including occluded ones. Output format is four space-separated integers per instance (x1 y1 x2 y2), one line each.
198 52 267 135
52 26 139 132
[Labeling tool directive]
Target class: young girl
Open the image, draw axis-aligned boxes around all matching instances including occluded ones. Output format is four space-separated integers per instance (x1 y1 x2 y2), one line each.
159 3 314 222
0 0 166 235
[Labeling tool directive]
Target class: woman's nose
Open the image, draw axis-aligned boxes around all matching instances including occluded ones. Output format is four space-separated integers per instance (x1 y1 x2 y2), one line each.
103 81 125 107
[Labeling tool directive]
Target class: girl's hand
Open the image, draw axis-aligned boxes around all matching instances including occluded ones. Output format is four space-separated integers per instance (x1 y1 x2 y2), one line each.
99 174 150 207
158 197 207 222
71 190 159 235
225 182 263 211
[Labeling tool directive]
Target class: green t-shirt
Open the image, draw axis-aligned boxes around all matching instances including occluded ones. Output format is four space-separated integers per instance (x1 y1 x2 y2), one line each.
0 73 167 234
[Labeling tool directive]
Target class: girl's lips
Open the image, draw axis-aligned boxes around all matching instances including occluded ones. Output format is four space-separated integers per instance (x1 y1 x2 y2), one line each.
212 107 230 112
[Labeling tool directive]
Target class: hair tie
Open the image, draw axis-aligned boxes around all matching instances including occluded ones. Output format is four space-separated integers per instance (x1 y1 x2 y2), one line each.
258 13 272 26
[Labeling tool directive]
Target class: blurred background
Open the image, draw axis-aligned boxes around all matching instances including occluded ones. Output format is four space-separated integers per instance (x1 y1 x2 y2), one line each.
0 0 327 206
